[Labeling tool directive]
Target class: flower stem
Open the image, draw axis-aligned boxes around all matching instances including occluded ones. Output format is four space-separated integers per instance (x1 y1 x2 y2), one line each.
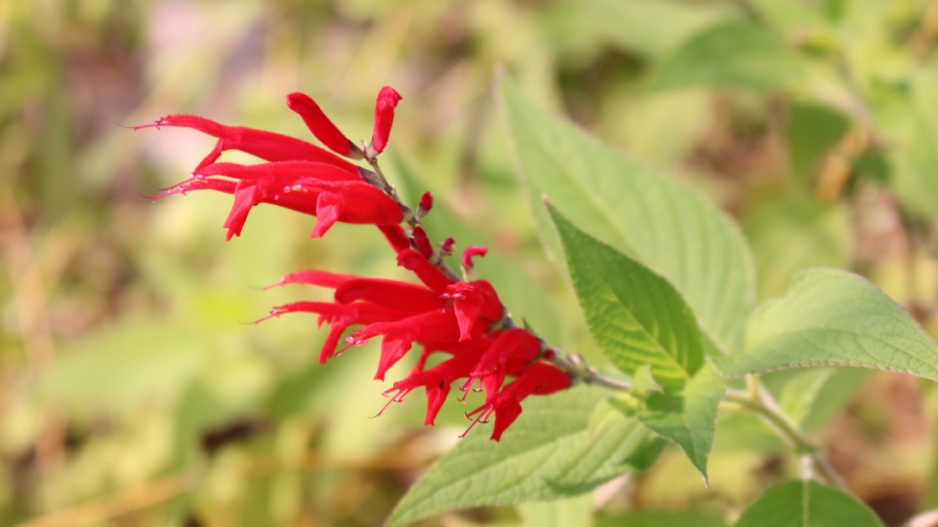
723 382 846 489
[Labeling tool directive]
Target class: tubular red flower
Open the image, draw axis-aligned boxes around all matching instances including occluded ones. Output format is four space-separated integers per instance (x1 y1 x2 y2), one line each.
352 307 489 380
287 92 357 157
463 328 541 404
466 362 572 441
383 346 485 425
446 280 503 341
265 269 361 290
334 277 442 312
262 300 407 363
134 114 357 174
370 86 402 154
157 161 404 240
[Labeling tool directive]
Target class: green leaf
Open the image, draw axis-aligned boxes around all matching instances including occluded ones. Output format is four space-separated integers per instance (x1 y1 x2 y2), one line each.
720 269 938 381
387 386 657 527
501 76 754 355
649 21 807 92
734 480 884 527
548 204 705 387
517 494 593 527
636 363 725 483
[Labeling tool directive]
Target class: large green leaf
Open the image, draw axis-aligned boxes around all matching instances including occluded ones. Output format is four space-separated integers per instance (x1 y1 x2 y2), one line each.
649 21 807 92
387 386 657 527
549 204 705 387
734 480 884 527
636 363 725 483
720 269 938 380
501 76 754 355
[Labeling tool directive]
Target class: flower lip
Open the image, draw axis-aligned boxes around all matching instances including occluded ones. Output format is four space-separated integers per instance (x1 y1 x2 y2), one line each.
462 246 488 269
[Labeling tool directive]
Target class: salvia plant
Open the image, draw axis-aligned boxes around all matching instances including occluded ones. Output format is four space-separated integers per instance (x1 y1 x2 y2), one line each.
136 76 938 527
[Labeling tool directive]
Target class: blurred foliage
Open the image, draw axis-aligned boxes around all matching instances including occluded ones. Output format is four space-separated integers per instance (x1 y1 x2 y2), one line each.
2 0 938 525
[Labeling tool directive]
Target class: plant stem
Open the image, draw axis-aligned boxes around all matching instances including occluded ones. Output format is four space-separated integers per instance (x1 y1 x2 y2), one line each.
724 383 846 489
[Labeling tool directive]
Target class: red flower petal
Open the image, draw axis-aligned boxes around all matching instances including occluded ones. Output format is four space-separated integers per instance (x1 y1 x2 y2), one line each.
222 182 258 240
447 280 503 340
462 245 488 269
287 92 355 157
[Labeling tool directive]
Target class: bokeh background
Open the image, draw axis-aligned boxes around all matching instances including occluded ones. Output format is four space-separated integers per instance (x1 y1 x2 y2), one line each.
3 0 938 525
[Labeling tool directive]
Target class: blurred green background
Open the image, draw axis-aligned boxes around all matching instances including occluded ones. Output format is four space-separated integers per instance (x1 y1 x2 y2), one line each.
3 0 938 525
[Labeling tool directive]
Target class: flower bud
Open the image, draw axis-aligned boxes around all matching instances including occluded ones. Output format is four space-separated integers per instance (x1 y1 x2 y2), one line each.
370 86 402 154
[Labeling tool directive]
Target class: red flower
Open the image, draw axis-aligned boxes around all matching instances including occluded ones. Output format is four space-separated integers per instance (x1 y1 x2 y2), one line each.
462 328 542 405
133 114 357 174
465 362 572 441
156 161 403 240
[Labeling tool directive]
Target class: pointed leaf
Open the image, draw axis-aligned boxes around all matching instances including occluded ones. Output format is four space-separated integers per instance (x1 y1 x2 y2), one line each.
501 76 754 355
549 204 705 387
636 363 725 482
734 480 884 527
720 269 938 381
387 386 658 527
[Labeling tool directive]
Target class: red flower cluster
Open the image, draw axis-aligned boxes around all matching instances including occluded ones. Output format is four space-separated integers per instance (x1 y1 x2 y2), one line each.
138 87 571 440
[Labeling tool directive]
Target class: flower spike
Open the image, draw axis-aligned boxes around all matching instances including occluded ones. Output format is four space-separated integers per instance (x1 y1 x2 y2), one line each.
141 86 574 442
